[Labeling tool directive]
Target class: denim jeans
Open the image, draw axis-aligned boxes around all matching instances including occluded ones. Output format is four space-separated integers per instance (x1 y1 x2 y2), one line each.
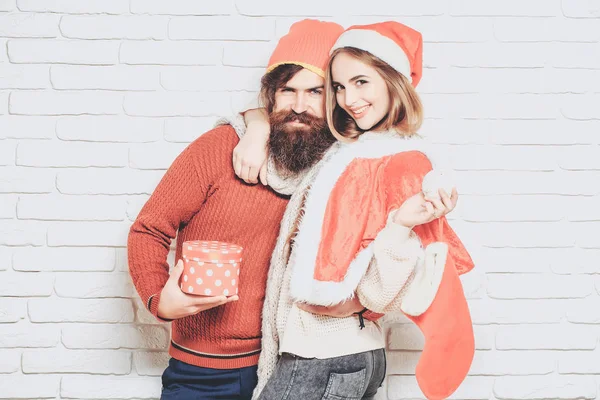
258 349 387 400
160 358 258 400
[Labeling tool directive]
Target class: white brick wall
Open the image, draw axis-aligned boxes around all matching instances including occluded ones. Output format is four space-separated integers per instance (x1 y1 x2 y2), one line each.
0 1 599 399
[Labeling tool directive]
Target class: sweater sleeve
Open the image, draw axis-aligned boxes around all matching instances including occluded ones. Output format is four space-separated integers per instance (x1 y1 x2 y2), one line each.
356 210 423 314
127 127 232 322
215 113 247 140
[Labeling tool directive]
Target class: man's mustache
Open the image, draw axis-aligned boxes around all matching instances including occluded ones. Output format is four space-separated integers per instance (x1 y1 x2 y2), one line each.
278 111 322 125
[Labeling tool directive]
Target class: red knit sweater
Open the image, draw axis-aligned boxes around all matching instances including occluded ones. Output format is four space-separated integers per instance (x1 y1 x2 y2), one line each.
128 126 289 369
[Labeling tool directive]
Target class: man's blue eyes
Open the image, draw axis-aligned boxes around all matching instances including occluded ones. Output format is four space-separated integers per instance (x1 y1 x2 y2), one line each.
281 89 322 94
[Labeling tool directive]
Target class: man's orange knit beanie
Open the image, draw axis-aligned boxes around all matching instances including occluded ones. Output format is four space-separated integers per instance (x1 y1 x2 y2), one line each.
267 19 344 78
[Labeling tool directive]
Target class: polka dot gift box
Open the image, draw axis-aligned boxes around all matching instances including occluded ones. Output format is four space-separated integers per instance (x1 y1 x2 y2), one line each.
180 240 243 297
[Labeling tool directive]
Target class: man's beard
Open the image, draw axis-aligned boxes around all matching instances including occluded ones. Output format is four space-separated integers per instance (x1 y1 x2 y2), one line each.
268 110 336 174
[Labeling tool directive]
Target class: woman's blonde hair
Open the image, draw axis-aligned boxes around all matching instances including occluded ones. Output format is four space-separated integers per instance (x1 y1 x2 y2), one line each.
325 47 423 141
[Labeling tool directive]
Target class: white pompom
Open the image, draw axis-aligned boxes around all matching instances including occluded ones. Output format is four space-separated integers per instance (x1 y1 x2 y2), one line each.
421 169 455 200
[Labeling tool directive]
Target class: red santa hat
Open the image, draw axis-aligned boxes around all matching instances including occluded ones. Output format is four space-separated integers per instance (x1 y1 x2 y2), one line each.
330 21 423 87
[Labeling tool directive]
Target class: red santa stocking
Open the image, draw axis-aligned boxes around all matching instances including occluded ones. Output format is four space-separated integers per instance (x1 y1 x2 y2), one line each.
401 242 475 400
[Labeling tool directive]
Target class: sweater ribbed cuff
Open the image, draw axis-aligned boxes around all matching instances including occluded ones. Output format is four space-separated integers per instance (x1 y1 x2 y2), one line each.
147 292 173 323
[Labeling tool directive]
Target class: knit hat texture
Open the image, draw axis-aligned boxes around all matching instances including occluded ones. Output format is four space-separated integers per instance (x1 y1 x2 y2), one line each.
267 19 344 78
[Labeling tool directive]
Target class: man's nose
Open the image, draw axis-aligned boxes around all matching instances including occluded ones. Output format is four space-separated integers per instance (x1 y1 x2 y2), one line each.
292 93 308 114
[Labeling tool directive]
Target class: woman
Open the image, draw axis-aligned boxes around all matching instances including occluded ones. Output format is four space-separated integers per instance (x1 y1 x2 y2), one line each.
231 22 474 400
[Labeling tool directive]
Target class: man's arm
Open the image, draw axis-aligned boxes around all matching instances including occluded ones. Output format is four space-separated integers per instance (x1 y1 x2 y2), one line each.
127 128 232 322
296 294 384 322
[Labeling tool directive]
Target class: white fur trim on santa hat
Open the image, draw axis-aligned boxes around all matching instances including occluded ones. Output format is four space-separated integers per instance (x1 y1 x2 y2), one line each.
331 29 412 83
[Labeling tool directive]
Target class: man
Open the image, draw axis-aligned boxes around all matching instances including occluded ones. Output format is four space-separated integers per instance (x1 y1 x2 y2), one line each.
127 19 378 400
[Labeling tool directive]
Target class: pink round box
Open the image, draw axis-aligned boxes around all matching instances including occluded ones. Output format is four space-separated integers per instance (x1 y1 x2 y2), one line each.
180 240 243 297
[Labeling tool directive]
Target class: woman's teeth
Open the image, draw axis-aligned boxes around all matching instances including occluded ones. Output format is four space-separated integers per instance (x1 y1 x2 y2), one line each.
352 105 369 116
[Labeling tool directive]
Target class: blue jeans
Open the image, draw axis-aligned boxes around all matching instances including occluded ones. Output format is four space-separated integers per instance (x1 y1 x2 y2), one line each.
257 349 386 400
161 358 258 400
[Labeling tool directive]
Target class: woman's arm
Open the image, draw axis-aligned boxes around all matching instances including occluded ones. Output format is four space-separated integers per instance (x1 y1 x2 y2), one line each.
232 108 271 184
356 210 423 314
357 188 457 314
214 98 272 185
232 107 309 195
